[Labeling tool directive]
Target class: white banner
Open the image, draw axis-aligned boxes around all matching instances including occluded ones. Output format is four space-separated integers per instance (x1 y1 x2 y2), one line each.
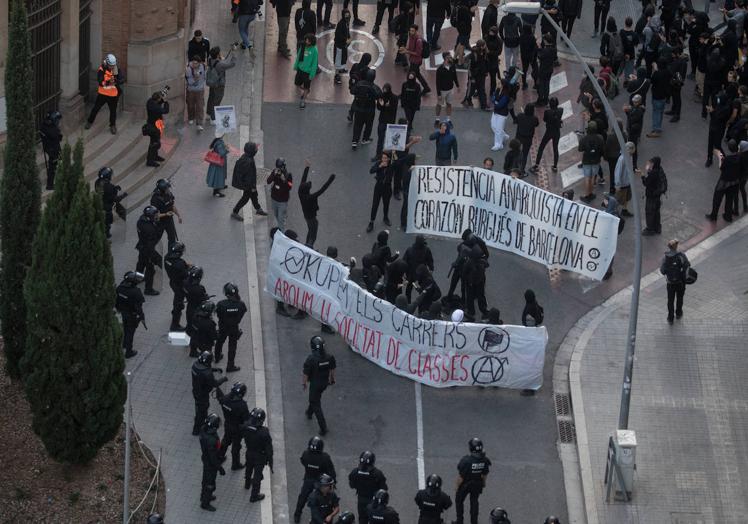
266 233 548 389
406 166 619 280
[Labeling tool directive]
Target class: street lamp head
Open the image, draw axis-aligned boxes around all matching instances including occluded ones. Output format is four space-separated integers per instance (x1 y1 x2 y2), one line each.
500 1 541 14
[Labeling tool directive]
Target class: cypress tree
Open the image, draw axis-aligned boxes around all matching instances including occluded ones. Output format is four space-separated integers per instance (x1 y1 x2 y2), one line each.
1 0 42 378
23 139 126 464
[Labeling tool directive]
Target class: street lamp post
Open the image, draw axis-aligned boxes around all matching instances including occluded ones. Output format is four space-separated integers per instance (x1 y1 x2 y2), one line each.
501 2 643 430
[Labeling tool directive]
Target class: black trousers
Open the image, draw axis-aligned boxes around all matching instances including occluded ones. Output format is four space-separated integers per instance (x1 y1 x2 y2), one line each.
120 312 139 352
400 188 409 228
105 210 114 238
644 196 661 233
306 383 328 432
454 482 483 524
447 269 464 299
370 183 392 221
193 397 209 435
607 158 617 194
160 216 178 247
147 127 161 164
357 496 371 524
201 464 218 505
169 281 186 326
233 188 261 214
739 178 748 211
403 106 418 127
294 478 317 518
317 0 332 25
88 94 119 127
465 282 487 318
374 2 395 29
670 87 682 117
666 282 685 320
343 0 360 19
488 66 499 95
710 183 738 220
466 74 488 108
409 63 430 91
136 249 156 291
561 15 575 37
207 86 225 120
536 70 552 103
245 457 265 497
305 217 319 247
220 426 243 467
45 153 59 189
353 111 375 143
518 136 533 172
706 127 725 162
535 131 560 167
376 122 388 156
630 135 640 169
593 4 609 33
216 324 240 367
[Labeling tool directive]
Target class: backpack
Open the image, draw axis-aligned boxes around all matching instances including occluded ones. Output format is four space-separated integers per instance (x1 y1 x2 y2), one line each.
206 64 220 88
663 253 686 283
421 38 431 59
634 16 648 42
610 32 625 61
654 168 668 197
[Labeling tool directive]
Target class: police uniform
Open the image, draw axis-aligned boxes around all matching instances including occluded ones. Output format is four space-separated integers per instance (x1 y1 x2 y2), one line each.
349 466 388 524
215 297 247 368
115 280 144 358
189 310 217 358
39 114 62 190
164 251 189 330
242 420 273 500
185 279 209 337
367 502 400 523
303 351 337 434
294 449 337 521
454 452 491 524
415 488 452 524
308 487 341 524
191 361 225 435
135 214 161 293
100 180 124 239
145 97 169 167
219 392 250 468
150 187 178 246
199 421 224 508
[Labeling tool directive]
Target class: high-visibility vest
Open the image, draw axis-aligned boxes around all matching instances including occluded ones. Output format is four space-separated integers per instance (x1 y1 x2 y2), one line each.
97 66 118 97
155 120 165 133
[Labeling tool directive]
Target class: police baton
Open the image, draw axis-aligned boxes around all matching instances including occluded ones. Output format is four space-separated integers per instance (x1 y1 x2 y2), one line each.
139 316 148 330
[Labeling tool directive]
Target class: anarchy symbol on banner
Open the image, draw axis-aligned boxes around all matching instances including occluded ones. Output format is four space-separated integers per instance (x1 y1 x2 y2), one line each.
471 355 509 385
316 29 386 75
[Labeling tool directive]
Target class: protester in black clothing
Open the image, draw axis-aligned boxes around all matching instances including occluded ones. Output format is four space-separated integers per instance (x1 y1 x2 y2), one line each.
298 161 336 247
463 40 489 109
484 27 502 96
376 83 399 157
706 92 731 167
666 47 688 122
187 30 210 62
426 0 451 49
368 153 395 232
232 142 268 220
558 0 581 38
640 156 666 235
333 10 352 84
412 265 442 314
294 0 317 50
706 140 741 222
624 94 645 168
703 48 726 118
349 53 373 122
519 25 538 91
372 0 396 35
463 245 489 321
317 0 333 29
535 34 557 105
145 90 170 167
403 235 434 300
625 67 650 104
521 289 544 326
659 238 690 323
351 69 382 149
400 72 422 127
532 97 563 172
515 103 539 174
39 111 62 190
592 0 611 36
372 229 399 275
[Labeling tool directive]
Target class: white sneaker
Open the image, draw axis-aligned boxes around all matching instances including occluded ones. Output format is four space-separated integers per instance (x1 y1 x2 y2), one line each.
491 145 501 151
188 120 194 125
209 120 216 126
197 124 204 131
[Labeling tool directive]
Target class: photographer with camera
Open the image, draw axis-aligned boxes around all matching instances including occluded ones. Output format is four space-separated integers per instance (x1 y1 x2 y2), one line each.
206 44 238 125
144 86 170 167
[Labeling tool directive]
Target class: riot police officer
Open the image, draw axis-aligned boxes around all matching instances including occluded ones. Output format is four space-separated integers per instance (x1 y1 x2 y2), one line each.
367 489 400 523
115 271 145 359
164 241 190 331
215 282 247 371
337 512 356 523
184 265 209 339
199 413 226 511
150 178 181 247
349 450 388 524
303 336 336 435
452 438 491 524
39 110 62 190
294 436 337 523
308 473 340 524
145 89 169 168
489 507 511 524
146 513 164 524
415 474 452 524
95 167 126 239
136 205 162 295
218 381 250 470
242 407 273 502
191 351 228 435
189 300 218 358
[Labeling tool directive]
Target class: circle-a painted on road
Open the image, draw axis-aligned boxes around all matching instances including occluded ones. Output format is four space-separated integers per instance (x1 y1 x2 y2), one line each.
477 327 510 354
316 29 385 75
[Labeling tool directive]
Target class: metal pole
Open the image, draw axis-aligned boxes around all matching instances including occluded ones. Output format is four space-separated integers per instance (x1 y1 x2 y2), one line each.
123 371 132 524
539 9 643 429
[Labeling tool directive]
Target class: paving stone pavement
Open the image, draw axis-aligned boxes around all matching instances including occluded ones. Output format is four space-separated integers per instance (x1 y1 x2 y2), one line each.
568 218 748 524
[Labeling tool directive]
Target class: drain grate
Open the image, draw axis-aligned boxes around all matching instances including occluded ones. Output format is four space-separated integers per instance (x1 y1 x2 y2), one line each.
558 420 577 443
555 393 571 416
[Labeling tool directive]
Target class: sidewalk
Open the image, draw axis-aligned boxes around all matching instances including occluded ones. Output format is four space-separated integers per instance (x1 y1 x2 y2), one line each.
555 0 639 61
566 217 748 524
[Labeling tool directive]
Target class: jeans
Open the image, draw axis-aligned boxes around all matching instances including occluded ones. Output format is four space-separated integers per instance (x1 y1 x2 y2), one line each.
504 46 519 69
207 85 225 121
238 15 256 47
651 97 665 132
426 16 444 47
271 199 288 231
277 15 290 52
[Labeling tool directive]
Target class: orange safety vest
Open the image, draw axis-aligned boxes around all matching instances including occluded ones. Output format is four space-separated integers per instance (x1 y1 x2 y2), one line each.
155 120 165 132
97 66 118 97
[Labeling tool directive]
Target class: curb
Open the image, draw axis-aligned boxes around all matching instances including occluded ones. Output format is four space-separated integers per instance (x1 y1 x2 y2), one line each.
559 215 748 524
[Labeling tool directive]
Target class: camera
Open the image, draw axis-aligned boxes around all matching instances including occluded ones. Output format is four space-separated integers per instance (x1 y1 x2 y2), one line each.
160 85 171 98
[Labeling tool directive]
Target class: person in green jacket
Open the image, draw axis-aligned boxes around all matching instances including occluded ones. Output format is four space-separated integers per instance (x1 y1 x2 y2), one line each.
294 34 319 109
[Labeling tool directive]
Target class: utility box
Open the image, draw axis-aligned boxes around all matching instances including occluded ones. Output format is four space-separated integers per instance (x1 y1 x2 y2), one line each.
168 331 190 346
614 430 637 497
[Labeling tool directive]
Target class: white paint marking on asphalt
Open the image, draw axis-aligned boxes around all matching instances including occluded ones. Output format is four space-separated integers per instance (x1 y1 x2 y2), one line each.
415 382 426 489
558 131 579 156
559 100 573 120
549 71 568 94
561 164 584 188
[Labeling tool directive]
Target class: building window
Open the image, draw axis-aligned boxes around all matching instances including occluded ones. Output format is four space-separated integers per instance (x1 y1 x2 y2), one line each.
27 0 62 129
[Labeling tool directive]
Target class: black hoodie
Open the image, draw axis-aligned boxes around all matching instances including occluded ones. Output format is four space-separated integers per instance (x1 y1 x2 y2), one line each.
298 166 335 219
231 142 258 190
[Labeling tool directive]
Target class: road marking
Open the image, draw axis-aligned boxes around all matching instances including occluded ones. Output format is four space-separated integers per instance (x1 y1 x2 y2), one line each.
559 100 573 120
549 71 568 94
415 382 426 489
317 29 385 75
558 131 579 156
561 164 584 188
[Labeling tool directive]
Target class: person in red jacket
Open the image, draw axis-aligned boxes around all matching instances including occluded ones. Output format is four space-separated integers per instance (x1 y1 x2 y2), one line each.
267 158 294 231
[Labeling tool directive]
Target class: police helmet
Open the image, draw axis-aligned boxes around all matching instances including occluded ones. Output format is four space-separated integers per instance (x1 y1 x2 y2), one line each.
231 382 247 397
318 473 335 487
468 437 483 454
336 511 355 524
204 412 221 430
199 300 216 315
275 157 286 169
544 517 561 524
249 407 266 426
188 265 204 281
308 436 324 452
98 167 114 180
198 351 213 366
124 271 145 285
223 282 239 298
426 473 442 492
46 110 62 123
143 205 159 220
310 335 325 353
372 489 389 507
105 53 117 66
146 513 164 524
156 178 171 192
359 450 375 467
169 241 186 256
489 507 510 523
